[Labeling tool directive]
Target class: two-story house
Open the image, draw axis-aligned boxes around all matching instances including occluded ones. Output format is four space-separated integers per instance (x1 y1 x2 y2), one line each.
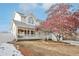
11 12 54 41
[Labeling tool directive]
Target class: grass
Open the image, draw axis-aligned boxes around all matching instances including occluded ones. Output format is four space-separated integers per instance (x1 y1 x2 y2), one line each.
15 40 79 56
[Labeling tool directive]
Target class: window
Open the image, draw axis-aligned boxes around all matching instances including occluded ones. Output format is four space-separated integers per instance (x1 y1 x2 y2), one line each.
28 17 34 24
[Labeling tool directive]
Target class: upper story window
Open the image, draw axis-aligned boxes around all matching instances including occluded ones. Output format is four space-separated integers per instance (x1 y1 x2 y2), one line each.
28 17 34 24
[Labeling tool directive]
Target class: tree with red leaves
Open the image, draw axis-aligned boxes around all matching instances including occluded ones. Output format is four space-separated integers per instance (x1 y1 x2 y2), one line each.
37 4 79 41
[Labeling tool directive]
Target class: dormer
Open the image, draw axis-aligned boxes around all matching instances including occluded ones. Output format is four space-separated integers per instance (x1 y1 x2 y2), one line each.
24 13 37 26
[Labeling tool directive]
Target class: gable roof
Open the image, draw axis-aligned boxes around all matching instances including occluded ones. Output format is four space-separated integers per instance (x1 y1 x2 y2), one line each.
13 20 36 29
16 12 43 23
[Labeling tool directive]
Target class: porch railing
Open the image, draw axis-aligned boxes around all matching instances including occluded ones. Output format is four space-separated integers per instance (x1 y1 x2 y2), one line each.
17 34 52 40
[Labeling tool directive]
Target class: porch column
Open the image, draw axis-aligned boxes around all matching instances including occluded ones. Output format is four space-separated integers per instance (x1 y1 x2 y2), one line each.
26 29 29 37
29 30 31 36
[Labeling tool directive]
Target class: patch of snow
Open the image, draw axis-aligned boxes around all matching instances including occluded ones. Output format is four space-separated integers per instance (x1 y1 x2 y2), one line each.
0 43 23 56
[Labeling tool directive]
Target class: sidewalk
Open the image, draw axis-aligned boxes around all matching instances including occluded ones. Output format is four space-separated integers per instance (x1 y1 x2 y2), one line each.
61 40 79 46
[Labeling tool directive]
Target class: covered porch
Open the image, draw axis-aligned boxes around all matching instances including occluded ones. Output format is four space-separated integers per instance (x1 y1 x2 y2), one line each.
16 27 51 40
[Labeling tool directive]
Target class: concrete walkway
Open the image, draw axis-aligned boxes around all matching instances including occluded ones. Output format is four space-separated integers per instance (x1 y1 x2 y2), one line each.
61 40 79 46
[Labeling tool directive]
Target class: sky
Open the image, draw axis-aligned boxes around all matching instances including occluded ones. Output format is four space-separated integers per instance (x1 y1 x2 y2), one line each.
0 4 19 32
0 3 79 32
0 3 51 32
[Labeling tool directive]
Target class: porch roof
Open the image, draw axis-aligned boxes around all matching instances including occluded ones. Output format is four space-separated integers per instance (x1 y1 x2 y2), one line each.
13 20 36 29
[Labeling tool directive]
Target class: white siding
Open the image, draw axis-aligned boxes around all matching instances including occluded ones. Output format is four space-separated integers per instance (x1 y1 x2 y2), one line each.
35 21 40 26
11 22 17 39
51 33 57 41
14 12 21 21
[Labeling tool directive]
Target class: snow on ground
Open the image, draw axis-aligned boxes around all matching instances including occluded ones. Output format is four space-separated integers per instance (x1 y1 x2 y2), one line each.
0 43 23 56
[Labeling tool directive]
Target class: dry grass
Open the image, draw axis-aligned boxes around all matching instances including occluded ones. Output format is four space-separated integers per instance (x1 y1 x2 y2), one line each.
15 40 79 56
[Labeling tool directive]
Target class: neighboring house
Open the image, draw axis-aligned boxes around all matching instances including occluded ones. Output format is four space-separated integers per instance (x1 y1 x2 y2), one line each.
11 12 56 41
